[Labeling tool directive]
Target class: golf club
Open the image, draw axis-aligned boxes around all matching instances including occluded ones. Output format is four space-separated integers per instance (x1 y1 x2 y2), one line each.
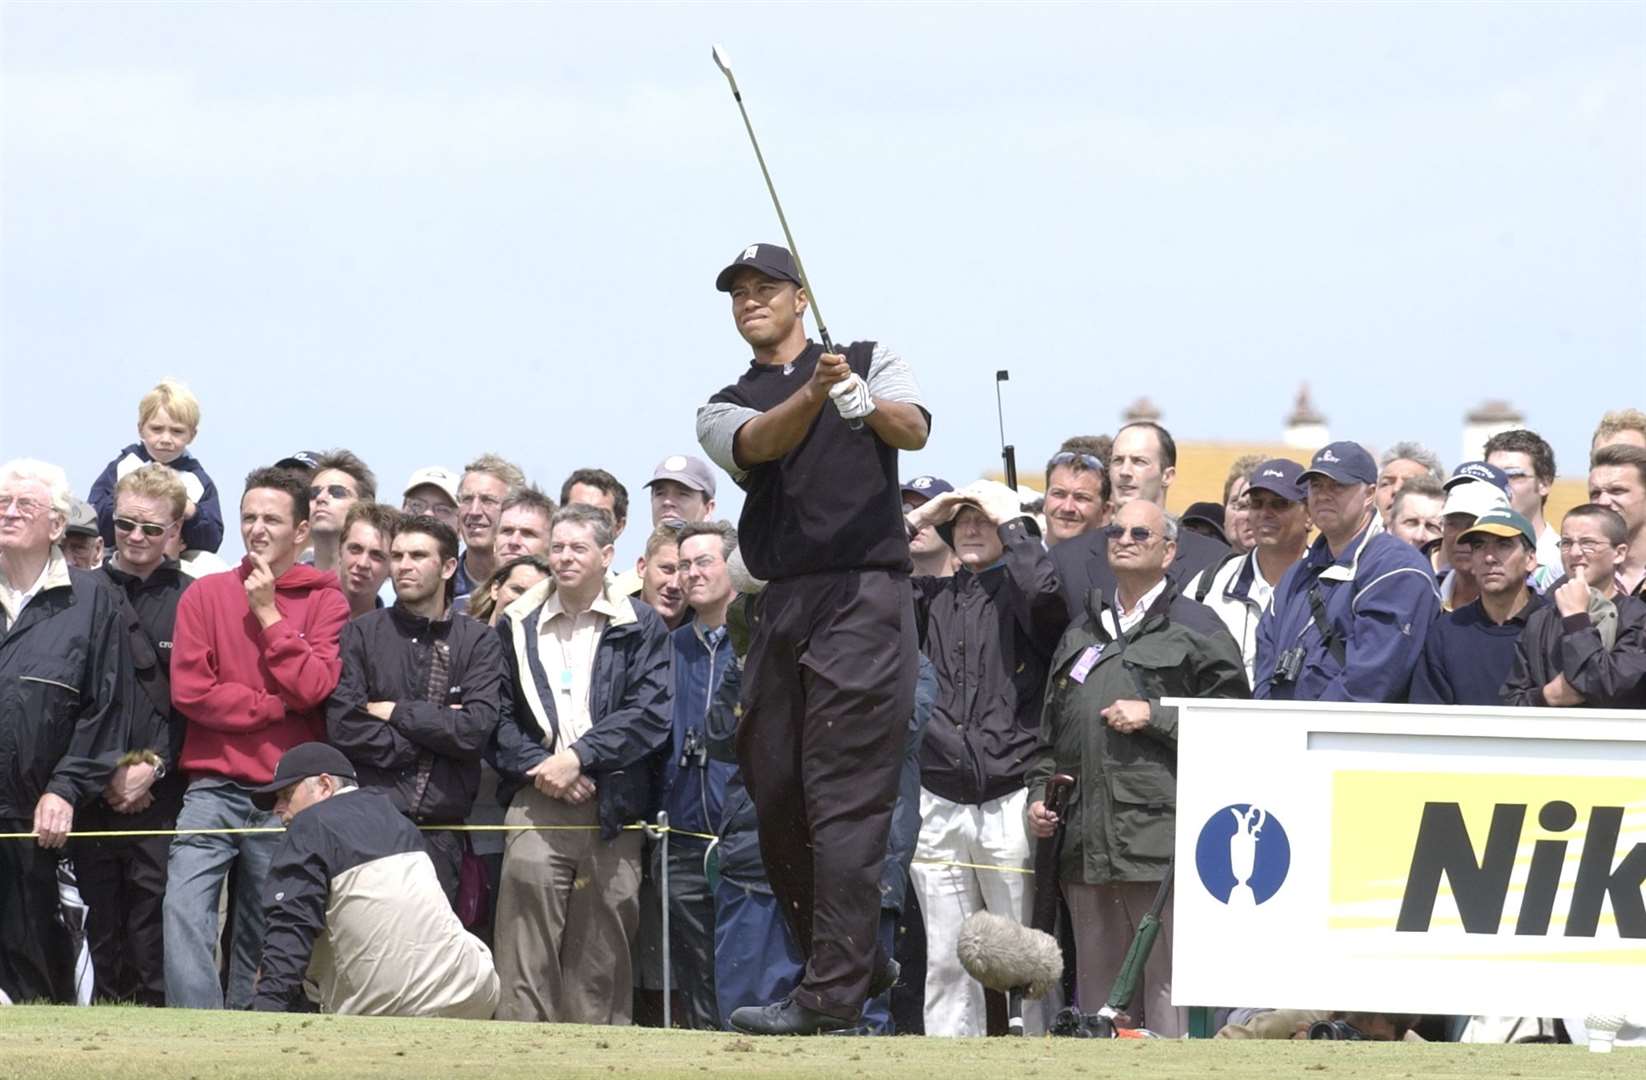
712 44 861 429
996 370 1017 491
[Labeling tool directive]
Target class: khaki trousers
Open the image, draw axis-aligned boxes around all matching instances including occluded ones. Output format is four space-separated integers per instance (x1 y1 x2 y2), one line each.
494 786 642 1023
1063 879 1185 1038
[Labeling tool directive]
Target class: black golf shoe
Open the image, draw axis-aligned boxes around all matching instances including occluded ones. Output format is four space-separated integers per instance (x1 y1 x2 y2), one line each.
728 998 857 1036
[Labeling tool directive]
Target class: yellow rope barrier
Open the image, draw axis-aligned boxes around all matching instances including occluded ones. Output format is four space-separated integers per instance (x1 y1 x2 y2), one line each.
1 825 1032 873
0 822 724 843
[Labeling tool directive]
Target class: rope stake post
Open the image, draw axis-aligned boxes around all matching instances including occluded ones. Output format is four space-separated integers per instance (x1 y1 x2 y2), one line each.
649 810 672 1030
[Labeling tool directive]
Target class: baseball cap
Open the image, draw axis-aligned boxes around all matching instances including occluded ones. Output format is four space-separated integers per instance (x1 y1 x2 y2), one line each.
250 742 357 811
274 451 321 473
1181 502 1228 545
1444 461 1510 492
1297 442 1377 487
1460 508 1537 549
1442 479 1510 521
715 243 802 292
901 476 954 503
1246 459 1306 503
403 466 460 505
64 497 99 537
645 455 716 499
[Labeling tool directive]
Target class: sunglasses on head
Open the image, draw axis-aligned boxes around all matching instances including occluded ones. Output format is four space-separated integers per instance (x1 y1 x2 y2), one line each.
309 484 355 501
114 517 170 538
1103 524 1157 544
1050 450 1106 472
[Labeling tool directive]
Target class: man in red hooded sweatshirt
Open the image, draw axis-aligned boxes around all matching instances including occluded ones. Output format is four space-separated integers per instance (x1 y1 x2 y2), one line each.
162 466 348 1009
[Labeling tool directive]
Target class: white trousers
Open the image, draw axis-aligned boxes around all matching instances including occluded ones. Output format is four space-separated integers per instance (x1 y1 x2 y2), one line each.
910 787 1035 1036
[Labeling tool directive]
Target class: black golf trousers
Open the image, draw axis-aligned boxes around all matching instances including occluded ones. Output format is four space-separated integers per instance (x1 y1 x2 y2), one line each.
737 569 916 1021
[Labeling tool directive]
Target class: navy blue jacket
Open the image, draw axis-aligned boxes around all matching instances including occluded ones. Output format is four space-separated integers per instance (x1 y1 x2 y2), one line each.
1254 519 1440 702
1410 594 1546 706
488 583 672 839
88 443 223 553
662 620 737 838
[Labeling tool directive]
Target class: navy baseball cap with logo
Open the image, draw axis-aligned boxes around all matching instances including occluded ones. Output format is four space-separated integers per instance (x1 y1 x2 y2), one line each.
1246 458 1306 503
1297 441 1377 487
901 475 954 503
1443 460 1510 493
715 243 802 292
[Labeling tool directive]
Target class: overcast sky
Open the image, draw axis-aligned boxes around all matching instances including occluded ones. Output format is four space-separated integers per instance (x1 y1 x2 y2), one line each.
2 2 1641 564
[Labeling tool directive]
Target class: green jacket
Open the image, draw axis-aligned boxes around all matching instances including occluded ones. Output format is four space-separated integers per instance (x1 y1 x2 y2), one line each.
1027 581 1249 885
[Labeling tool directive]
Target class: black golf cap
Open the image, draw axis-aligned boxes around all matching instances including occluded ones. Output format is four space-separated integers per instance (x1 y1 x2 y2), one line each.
250 742 356 810
715 243 802 292
1181 502 1229 545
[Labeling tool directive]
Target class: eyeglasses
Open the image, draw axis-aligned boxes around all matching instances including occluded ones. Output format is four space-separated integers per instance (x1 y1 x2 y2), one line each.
0 496 49 519
404 498 457 517
1103 524 1158 544
1556 538 1611 555
114 517 171 538
1050 451 1106 472
308 484 356 501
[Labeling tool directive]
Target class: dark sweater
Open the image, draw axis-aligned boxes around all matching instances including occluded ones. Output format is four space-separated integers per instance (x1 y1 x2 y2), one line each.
1410 593 1546 706
709 340 912 581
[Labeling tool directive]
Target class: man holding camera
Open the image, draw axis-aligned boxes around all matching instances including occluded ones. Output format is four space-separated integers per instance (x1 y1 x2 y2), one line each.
1254 442 1440 702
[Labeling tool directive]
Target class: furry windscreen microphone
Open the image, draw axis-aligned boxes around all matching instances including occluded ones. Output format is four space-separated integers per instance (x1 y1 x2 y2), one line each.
957 911 1064 1000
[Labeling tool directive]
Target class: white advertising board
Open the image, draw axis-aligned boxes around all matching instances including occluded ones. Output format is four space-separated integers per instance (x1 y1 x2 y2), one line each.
1169 698 1646 1017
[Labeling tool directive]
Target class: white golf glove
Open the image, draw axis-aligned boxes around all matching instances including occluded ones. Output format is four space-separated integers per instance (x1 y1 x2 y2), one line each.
829 373 876 421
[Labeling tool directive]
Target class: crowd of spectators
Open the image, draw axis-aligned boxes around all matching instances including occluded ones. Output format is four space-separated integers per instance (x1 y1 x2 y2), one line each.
1 374 1643 1043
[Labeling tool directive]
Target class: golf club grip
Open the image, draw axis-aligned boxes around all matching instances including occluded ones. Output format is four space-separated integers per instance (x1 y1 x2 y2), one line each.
1028 774 1076 933
821 329 864 431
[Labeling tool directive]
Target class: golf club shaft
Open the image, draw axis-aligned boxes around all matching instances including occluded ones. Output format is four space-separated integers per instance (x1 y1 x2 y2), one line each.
727 92 833 354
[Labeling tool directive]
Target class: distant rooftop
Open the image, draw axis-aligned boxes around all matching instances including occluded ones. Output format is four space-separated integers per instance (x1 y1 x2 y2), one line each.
1286 383 1326 425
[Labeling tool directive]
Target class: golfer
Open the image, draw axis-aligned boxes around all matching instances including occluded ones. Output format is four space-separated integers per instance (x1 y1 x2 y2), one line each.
696 242 930 1035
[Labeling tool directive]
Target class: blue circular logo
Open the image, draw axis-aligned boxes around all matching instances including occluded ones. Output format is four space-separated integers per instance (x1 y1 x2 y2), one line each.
1195 804 1290 905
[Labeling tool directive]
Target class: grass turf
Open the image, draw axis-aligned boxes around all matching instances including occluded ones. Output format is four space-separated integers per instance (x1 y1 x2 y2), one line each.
0 1006 1632 1080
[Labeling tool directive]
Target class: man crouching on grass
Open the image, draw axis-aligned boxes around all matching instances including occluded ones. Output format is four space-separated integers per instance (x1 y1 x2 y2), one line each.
248 742 499 1017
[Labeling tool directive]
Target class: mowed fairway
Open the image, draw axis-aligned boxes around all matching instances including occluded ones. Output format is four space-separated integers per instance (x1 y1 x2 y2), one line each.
0 1007 1635 1080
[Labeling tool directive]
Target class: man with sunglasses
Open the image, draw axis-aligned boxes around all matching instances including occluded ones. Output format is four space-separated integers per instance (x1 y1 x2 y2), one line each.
1049 421 1229 619
1027 498 1248 1038
76 464 195 1005
1253 442 1439 703
1185 459 1311 683
304 449 376 574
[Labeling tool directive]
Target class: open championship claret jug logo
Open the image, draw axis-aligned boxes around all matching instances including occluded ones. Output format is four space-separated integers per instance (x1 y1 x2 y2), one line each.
1196 804 1292 905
